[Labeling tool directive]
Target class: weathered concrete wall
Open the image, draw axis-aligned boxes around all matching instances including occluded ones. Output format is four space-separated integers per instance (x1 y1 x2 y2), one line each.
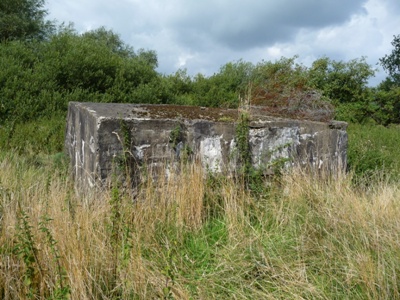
65 102 348 191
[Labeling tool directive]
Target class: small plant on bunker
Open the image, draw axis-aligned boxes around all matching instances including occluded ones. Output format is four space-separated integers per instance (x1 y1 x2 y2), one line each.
113 118 139 187
112 120 132 170
236 83 253 175
169 124 182 150
169 124 192 161
218 116 234 122
235 102 267 194
235 112 252 176
235 91 292 194
120 119 132 154
115 119 133 166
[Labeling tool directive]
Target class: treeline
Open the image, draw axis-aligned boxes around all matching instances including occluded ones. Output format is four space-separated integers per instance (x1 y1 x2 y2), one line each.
1 25 399 126
1 0 400 127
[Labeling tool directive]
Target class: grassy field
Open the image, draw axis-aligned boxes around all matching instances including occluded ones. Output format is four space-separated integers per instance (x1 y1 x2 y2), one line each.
1 126 400 300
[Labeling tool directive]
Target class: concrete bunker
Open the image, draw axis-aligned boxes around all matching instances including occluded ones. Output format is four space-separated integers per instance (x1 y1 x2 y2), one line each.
65 102 348 191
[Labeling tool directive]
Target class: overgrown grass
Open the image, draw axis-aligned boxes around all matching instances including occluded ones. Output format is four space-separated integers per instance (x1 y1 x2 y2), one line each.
347 123 400 180
0 115 65 155
1 150 400 299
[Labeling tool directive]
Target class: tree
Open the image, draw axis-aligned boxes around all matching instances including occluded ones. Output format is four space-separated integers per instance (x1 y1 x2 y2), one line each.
0 0 53 42
82 27 135 58
380 35 400 86
306 57 376 123
309 57 375 104
0 26 162 123
40 28 159 94
373 35 400 125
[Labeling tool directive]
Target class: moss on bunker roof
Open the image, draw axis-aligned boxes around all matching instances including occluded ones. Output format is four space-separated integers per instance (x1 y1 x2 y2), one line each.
133 104 337 123
135 105 239 122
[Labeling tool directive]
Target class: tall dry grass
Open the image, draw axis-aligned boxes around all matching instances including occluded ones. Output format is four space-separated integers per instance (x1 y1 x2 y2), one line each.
1 152 400 299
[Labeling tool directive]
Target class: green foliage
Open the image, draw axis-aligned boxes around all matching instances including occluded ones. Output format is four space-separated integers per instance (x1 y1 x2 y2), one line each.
380 34 400 85
169 124 183 150
235 112 251 174
39 215 70 299
110 184 122 249
234 111 280 196
0 27 159 125
177 60 254 108
14 206 42 299
165 57 336 120
0 115 65 154
308 57 376 123
347 123 400 180
334 102 373 124
161 239 177 300
108 183 122 297
81 27 136 58
204 60 254 107
44 28 158 95
0 0 54 42
309 56 375 104
120 119 132 152
372 35 400 125
369 86 400 125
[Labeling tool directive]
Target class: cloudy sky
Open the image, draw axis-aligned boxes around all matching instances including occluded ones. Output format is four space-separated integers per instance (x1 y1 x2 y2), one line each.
46 0 400 86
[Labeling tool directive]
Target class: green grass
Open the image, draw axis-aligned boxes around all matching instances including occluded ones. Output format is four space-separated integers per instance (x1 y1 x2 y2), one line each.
0 114 65 155
347 123 400 180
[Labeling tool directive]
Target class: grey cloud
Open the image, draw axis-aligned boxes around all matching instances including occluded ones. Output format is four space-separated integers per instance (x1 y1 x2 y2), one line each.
170 0 368 50
385 0 400 13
